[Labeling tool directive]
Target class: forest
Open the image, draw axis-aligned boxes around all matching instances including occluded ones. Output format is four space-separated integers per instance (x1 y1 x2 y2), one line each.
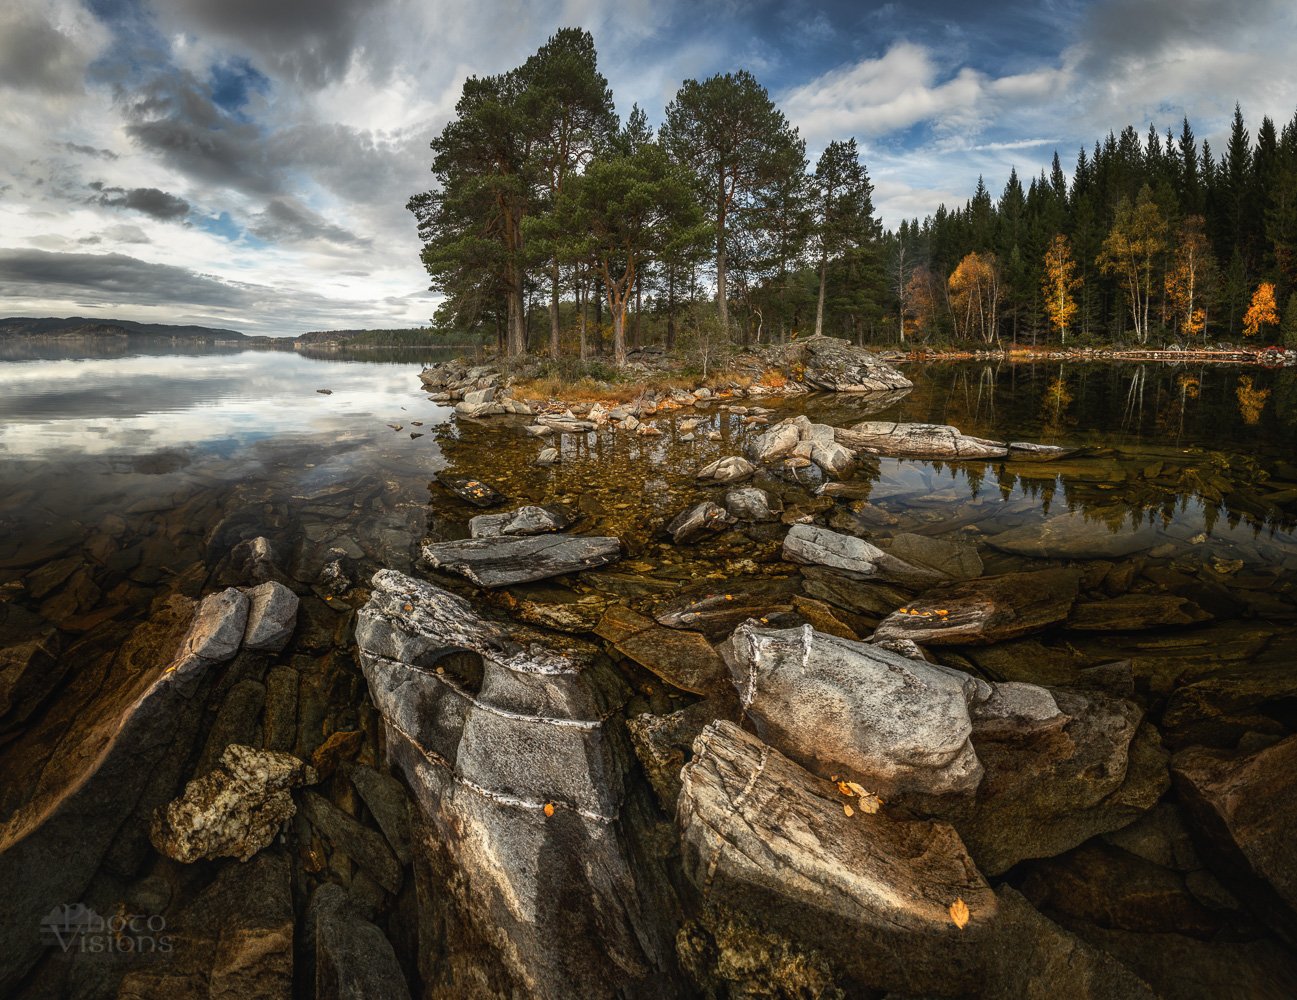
408 28 1297 362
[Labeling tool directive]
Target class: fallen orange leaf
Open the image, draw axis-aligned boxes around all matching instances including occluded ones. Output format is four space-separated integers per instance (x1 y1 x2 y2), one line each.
543 803 555 818
949 898 970 929
843 803 854 817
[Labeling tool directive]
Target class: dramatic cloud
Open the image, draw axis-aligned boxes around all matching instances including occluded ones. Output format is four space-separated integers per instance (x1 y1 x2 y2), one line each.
0 0 1294 333
93 184 191 220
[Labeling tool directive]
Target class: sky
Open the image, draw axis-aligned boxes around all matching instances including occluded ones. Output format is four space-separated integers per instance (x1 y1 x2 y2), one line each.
2 0 1296 337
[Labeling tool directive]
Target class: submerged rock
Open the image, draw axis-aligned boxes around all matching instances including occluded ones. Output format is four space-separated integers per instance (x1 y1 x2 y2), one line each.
468 504 572 538
354 570 683 998
678 721 994 996
597 605 729 695
435 473 506 508
873 568 1082 646
721 622 983 798
308 883 413 1000
835 421 1008 459
150 743 316 863
723 485 779 521
422 533 621 587
988 511 1160 559
1067 593 1212 631
1172 735 1297 937
666 501 735 544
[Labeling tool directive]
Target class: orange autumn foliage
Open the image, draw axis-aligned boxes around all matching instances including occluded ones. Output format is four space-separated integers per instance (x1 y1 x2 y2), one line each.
1164 216 1215 340
1243 282 1280 338
1041 234 1081 343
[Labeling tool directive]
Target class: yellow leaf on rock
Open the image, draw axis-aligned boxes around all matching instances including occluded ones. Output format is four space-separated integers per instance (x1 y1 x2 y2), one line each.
837 780 854 797
543 803 555 818
857 792 883 814
950 898 970 929
843 803 854 817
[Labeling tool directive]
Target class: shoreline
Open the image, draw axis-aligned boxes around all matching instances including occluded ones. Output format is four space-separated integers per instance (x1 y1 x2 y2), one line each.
890 344 1297 366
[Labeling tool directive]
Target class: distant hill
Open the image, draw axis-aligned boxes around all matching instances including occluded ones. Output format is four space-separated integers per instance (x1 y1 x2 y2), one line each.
295 328 448 347
0 316 252 341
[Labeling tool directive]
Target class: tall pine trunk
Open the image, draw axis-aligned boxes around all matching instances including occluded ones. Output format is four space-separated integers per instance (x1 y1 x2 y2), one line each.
549 259 561 359
814 252 827 337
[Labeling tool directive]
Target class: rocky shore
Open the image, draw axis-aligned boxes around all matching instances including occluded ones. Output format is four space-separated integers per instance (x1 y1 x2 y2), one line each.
1 336 1295 998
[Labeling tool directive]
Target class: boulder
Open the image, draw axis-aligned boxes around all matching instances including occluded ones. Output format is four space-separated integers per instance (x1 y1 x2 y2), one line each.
988 511 1159 559
1171 735 1297 937
299 790 403 894
422 533 621 587
748 419 804 462
652 583 800 641
788 335 915 393
241 581 299 652
468 504 572 538
1161 661 1297 750
723 485 779 522
809 440 855 476
151 743 316 863
835 421 1008 459
354 570 683 998
720 622 982 798
782 523 948 587
678 721 995 996
873 568 1082 645
666 501 735 544
696 456 756 484
536 447 560 466
185 587 250 661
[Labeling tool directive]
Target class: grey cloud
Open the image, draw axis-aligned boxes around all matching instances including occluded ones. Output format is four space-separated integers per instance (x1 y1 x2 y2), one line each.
121 70 279 195
95 185 191 220
0 9 88 95
157 0 400 89
0 248 254 309
1079 0 1289 69
65 143 119 160
249 197 365 245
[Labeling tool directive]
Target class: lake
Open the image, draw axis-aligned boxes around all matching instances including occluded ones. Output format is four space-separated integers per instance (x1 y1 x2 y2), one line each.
2 346 1295 998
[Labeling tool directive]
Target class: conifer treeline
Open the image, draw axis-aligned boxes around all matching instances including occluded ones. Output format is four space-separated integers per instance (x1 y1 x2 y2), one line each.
409 28 1297 356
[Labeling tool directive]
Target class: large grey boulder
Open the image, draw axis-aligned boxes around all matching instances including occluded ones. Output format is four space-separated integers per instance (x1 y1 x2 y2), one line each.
782 523 948 587
150 744 316 863
678 721 995 996
721 622 983 798
185 587 250 661
422 533 621 587
354 570 683 998
723 485 779 522
241 581 299 652
835 421 1008 459
468 504 572 538
788 335 915 393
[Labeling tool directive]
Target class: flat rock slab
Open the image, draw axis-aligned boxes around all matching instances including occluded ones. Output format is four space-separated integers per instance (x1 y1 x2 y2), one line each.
835 421 1008 459
783 523 948 588
1172 735 1297 936
652 582 800 641
1067 594 1211 631
678 721 994 996
884 532 983 581
988 511 1159 559
423 534 621 587
873 568 1082 646
598 606 728 695
721 622 982 797
469 505 572 538
435 473 506 508
790 335 915 393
